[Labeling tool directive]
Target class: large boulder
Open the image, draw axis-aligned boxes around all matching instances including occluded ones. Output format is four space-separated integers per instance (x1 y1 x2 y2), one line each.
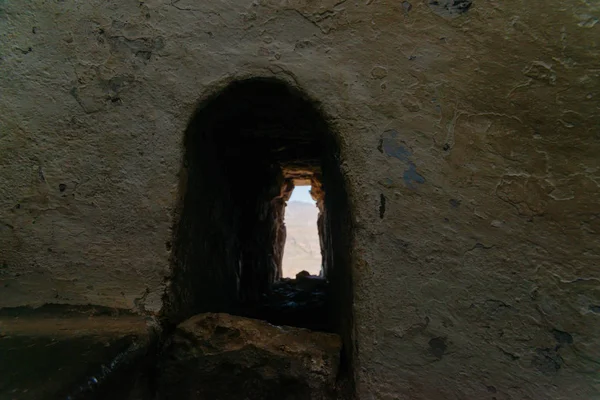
157 313 342 400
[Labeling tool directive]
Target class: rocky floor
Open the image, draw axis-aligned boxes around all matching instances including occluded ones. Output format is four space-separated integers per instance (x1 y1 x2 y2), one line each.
157 313 341 400
0 275 338 400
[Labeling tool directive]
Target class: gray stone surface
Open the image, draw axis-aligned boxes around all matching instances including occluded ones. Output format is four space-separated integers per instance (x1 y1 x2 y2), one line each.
157 313 342 400
1 0 599 398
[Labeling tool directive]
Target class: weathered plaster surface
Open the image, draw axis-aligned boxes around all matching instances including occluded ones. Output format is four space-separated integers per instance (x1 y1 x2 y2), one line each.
1 0 599 398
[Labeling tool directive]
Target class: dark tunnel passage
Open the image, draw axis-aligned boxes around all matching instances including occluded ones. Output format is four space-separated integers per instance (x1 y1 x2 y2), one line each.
162 78 354 385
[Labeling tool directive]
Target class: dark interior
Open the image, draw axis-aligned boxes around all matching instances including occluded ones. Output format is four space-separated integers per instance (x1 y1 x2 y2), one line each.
162 78 354 384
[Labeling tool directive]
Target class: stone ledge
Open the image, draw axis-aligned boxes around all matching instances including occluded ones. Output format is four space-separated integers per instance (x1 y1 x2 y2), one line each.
0 307 154 400
158 313 343 400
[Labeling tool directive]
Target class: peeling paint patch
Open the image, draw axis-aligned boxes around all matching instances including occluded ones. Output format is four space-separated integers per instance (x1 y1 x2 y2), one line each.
549 187 575 201
532 348 563 374
449 198 461 208
577 14 598 28
371 66 388 79
523 61 556 85
429 337 447 359
380 177 394 188
381 130 411 161
552 329 573 345
381 130 425 189
403 162 425 188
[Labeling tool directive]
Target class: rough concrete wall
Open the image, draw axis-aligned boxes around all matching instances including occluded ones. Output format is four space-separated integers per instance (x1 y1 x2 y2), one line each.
1 0 599 398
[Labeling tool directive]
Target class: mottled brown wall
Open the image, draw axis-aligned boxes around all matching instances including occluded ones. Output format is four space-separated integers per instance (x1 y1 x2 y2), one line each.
1 0 599 398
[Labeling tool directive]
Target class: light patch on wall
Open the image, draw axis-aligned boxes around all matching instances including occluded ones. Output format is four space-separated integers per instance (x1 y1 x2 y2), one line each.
282 185 322 278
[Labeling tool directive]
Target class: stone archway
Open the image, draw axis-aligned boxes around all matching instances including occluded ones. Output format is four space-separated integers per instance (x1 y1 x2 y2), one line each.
162 77 355 390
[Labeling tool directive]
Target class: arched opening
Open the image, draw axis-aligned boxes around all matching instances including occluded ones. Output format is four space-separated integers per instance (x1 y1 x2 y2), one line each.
163 78 354 388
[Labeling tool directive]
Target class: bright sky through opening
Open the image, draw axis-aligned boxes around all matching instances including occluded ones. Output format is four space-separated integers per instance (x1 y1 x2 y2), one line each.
281 185 321 278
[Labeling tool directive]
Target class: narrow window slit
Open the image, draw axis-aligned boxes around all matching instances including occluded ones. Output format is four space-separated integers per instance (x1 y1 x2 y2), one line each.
282 185 321 278
257 182 330 331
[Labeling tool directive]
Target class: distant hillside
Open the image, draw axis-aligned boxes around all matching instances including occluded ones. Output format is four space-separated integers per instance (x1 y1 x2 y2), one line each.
281 201 322 277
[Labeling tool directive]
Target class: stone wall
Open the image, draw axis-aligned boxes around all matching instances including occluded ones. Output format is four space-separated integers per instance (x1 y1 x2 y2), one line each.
1 0 599 398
